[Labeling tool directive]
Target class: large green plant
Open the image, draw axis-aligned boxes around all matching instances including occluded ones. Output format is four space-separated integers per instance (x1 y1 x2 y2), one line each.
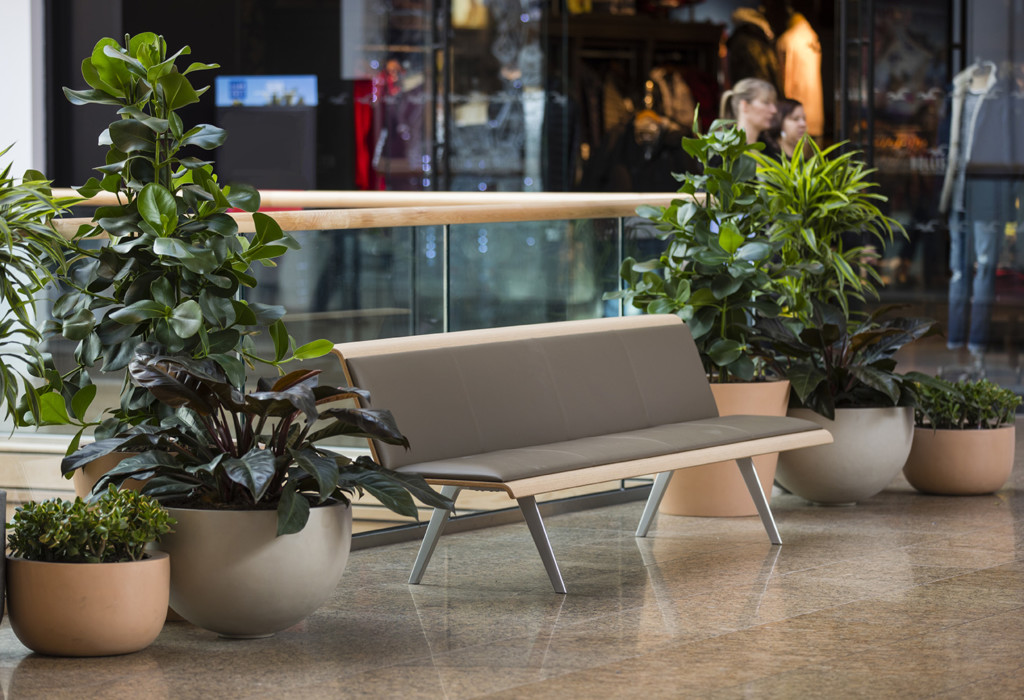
7 485 175 563
61 344 453 535
753 138 905 322
0 147 75 424
36 33 329 444
606 119 785 382
756 302 938 419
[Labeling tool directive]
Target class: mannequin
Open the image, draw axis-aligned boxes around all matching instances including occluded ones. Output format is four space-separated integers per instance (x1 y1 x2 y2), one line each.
775 12 824 139
939 60 1009 373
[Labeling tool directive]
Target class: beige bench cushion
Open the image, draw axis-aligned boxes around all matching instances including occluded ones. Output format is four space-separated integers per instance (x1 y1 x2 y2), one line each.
339 316 717 470
393 414 821 483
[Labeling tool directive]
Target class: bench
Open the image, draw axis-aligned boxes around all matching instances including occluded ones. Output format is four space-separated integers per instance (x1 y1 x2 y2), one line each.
333 315 833 593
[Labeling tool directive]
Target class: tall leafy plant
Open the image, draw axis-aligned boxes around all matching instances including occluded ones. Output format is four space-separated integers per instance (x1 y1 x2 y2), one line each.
0 147 75 425
36 33 329 445
753 138 905 322
606 119 785 382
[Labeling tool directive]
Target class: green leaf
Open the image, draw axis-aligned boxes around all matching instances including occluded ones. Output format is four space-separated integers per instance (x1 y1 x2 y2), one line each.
38 392 71 425
291 448 339 502
717 221 745 254
108 119 156 153
270 319 289 362
222 449 277 502
226 184 261 212
169 300 203 338
293 339 334 360
152 237 218 274
157 72 200 111
138 183 178 235
180 124 226 150
62 308 96 340
276 483 311 536
109 300 167 324
70 384 97 421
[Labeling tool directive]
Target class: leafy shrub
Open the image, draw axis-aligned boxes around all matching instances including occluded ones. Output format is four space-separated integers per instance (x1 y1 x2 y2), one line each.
913 376 1021 430
7 486 175 563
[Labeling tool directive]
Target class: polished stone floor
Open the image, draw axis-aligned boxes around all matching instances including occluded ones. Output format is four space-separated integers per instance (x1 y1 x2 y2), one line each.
2 446 1023 699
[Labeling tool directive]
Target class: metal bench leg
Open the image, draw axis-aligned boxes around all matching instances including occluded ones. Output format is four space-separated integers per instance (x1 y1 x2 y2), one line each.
409 485 461 585
736 457 782 545
518 496 567 594
635 471 673 537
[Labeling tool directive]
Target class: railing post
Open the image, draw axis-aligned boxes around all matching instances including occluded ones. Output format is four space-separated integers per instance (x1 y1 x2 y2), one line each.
442 222 450 333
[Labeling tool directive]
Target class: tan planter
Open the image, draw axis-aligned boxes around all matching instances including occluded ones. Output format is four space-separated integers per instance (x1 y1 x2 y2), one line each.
903 425 1015 495
72 451 142 498
157 501 352 638
658 380 790 517
6 552 169 657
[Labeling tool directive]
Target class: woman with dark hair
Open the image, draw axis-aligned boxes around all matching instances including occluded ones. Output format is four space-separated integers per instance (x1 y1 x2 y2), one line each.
763 98 808 159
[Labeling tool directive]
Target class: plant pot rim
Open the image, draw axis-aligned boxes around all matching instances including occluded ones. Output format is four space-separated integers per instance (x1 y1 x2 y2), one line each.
5 550 169 565
162 499 348 513
912 424 1016 431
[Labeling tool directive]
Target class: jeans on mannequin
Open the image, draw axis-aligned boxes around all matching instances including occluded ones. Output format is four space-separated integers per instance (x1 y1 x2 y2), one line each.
947 210 1003 355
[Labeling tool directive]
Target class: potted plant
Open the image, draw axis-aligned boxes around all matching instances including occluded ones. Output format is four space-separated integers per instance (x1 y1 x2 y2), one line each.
757 301 938 505
902 376 1020 495
606 118 793 516
6 486 174 656
60 344 453 638
32 33 331 458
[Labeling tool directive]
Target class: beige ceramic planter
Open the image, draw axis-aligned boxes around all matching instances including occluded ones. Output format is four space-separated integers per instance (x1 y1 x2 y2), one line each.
903 425 1015 495
658 380 790 517
6 552 169 657
776 406 914 505
158 501 352 638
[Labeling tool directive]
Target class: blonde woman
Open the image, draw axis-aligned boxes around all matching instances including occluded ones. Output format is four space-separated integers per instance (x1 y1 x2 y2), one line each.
719 77 778 145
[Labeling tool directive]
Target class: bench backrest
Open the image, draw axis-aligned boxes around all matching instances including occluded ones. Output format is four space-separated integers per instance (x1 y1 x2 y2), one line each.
333 315 718 469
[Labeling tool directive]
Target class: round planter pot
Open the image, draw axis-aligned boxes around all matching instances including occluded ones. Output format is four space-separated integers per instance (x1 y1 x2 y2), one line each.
903 425 1015 495
158 501 352 639
776 406 914 505
6 551 170 657
659 380 790 517
72 452 142 498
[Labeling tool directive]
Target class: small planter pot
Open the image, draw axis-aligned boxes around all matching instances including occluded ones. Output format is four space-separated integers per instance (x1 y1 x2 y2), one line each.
659 380 790 517
776 406 914 505
6 552 170 657
158 501 352 639
903 425 1015 495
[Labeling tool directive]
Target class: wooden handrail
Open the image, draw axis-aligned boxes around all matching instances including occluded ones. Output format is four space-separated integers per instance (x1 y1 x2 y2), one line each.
50 191 689 237
51 188 682 210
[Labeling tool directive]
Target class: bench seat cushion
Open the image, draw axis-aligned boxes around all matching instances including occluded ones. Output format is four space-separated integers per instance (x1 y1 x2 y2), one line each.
394 414 821 483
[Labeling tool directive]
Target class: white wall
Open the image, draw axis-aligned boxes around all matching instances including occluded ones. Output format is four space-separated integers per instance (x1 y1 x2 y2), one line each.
0 0 46 173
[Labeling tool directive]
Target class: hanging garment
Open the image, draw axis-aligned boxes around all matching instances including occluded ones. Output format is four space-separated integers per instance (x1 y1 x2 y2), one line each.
725 7 782 92
776 13 824 138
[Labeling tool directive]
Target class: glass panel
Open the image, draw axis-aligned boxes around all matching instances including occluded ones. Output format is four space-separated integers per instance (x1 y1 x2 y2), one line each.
446 217 621 330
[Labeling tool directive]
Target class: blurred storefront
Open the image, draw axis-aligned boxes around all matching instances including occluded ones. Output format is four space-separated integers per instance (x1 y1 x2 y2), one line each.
41 0 1024 382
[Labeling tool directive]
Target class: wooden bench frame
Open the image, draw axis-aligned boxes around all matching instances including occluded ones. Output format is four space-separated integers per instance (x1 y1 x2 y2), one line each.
334 317 833 593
